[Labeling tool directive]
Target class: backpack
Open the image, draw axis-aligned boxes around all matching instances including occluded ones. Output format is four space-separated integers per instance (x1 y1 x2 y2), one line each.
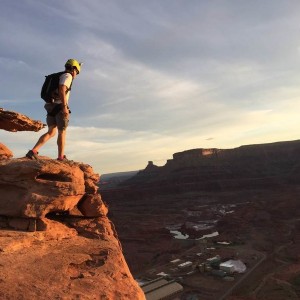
41 71 72 103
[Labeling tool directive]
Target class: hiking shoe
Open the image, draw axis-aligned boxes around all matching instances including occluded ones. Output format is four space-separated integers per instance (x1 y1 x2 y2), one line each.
26 150 39 160
57 155 68 161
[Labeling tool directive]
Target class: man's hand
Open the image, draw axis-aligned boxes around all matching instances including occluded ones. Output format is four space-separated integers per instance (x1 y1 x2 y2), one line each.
62 105 69 116
59 84 69 117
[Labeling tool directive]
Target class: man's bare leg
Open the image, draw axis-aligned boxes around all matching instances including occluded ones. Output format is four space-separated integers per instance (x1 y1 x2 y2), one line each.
57 129 66 159
32 125 57 153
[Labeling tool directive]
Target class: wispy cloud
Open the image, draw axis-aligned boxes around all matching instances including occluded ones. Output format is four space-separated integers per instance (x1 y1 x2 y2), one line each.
1 0 300 173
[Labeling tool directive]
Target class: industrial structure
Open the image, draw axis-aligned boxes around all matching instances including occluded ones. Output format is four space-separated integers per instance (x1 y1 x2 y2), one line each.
141 277 183 300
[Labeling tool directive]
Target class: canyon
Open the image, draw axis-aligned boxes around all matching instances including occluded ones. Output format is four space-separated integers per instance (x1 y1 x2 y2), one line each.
101 141 300 299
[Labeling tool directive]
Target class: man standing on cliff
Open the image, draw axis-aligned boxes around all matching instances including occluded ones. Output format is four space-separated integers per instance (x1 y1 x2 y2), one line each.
26 59 81 161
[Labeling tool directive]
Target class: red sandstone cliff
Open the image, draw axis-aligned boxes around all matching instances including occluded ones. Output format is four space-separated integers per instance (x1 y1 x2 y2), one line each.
0 109 145 299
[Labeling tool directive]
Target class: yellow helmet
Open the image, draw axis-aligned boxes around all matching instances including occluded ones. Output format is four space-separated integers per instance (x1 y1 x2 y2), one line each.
65 59 82 74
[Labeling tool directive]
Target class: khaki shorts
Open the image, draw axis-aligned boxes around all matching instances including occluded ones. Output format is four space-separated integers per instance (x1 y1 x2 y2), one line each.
45 104 69 131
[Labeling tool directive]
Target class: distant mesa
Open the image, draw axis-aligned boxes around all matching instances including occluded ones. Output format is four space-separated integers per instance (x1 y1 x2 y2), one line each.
119 140 300 191
100 170 139 189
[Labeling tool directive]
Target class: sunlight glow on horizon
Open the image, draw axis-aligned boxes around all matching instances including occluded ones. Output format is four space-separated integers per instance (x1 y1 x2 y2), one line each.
1 1 300 173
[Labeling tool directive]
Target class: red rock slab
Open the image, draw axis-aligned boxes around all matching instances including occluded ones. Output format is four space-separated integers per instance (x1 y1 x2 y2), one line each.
0 108 45 132
0 218 145 299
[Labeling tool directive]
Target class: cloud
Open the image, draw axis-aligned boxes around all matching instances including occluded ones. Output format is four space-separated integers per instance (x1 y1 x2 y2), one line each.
1 1 300 173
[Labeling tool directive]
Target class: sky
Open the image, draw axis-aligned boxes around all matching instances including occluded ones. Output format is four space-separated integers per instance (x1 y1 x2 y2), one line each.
1 0 300 174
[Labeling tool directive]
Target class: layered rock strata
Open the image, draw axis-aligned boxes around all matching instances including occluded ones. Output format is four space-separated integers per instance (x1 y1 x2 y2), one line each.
121 140 300 192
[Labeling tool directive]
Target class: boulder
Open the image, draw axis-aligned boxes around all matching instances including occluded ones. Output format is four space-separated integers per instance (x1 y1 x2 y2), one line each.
78 194 108 217
0 158 86 218
0 143 13 159
79 163 100 194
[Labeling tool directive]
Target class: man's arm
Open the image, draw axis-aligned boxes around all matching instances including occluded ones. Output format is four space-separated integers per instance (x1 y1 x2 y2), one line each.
58 85 69 115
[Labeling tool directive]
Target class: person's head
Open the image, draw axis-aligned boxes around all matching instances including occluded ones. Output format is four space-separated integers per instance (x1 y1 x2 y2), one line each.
65 59 82 78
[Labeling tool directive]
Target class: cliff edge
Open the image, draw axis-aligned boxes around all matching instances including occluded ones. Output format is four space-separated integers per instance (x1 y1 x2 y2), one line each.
0 108 145 299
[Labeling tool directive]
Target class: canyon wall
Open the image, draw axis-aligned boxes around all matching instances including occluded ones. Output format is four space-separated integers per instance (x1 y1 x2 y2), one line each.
120 140 300 193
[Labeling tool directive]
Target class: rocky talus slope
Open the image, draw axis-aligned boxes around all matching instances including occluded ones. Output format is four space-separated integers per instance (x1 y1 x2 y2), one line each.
0 108 145 300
